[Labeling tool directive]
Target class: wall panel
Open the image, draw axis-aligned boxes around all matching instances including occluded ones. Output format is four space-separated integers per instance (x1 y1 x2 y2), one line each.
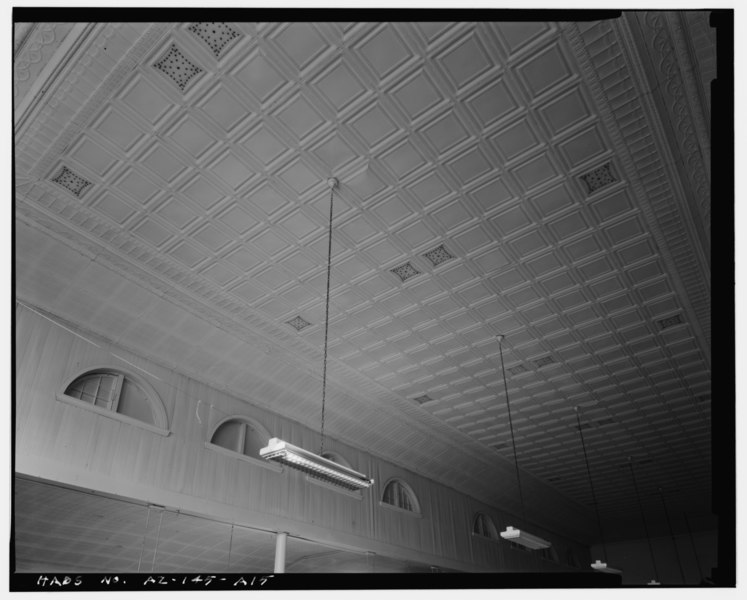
15 302 588 572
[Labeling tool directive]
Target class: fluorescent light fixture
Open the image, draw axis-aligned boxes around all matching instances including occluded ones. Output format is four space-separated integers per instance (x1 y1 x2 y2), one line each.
500 526 551 550
591 560 622 574
260 438 374 491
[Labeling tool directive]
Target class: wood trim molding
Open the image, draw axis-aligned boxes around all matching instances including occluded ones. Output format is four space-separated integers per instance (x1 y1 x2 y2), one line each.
204 441 284 473
56 392 171 437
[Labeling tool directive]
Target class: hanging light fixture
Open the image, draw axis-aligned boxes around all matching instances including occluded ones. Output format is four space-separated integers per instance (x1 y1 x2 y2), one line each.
628 457 660 585
496 335 551 550
260 178 374 491
573 407 622 575
260 438 374 491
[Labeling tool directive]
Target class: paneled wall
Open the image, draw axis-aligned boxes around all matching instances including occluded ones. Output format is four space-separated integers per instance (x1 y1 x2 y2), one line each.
15 302 589 572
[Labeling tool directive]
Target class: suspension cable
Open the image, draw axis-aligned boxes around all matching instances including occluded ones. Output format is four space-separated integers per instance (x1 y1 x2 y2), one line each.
629 458 660 582
575 407 608 562
498 335 527 526
659 488 686 583
319 178 336 455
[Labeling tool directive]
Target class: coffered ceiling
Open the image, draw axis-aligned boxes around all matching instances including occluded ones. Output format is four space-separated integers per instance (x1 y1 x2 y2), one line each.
14 13 714 543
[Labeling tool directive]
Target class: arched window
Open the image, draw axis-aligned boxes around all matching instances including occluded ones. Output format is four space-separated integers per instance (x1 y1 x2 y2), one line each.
472 513 499 539
58 368 169 435
210 418 266 457
381 479 421 515
206 416 280 472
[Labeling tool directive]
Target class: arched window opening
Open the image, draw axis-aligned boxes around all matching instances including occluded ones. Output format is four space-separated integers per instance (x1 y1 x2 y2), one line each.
59 368 168 435
210 418 267 458
381 479 420 514
472 513 499 539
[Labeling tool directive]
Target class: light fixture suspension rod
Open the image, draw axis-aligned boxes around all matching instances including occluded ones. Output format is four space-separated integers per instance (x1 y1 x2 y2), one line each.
659 488 686 584
150 507 165 572
137 505 152 573
575 407 608 563
628 459 660 582
227 524 234 569
498 335 527 526
683 513 704 582
319 178 337 455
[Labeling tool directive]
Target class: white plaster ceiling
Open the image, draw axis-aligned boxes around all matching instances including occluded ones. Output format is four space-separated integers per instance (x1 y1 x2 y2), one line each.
14 16 713 541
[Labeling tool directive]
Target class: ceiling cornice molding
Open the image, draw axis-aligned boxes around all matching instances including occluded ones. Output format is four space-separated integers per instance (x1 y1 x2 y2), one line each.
14 23 76 109
563 20 711 360
16 191 596 540
666 12 712 180
13 23 37 55
623 12 712 247
16 23 171 177
15 23 97 135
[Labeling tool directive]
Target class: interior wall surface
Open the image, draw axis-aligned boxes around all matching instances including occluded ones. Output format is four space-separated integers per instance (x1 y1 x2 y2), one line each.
14 301 589 572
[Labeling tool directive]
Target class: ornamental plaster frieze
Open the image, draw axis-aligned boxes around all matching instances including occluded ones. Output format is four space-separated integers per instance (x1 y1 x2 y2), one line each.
564 21 711 360
14 23 75 103
666 12 712 182
629 12 712 246
16 23 170 179
683 11 717 119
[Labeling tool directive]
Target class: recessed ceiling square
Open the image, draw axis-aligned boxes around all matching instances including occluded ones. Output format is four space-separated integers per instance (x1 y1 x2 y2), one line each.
233 54 287 103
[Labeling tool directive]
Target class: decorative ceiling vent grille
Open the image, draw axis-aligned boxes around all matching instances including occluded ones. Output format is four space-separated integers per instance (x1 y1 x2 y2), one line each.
50 166 91 197
286 316 312 331
579 162 617 194
390 261 422 282
534 356 554 368
508 365 527 376
411 394 433 405
657 314 683 330
153 44 202 90
188 22 240 57
423 244 455 267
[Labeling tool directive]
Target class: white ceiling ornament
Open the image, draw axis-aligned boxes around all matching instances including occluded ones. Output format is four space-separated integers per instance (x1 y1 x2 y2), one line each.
423 244 456 267
187 22 241 58
287 315 312 332
153 43 203 91
390 261 422 282
578 162 617 195
49 165 92 197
